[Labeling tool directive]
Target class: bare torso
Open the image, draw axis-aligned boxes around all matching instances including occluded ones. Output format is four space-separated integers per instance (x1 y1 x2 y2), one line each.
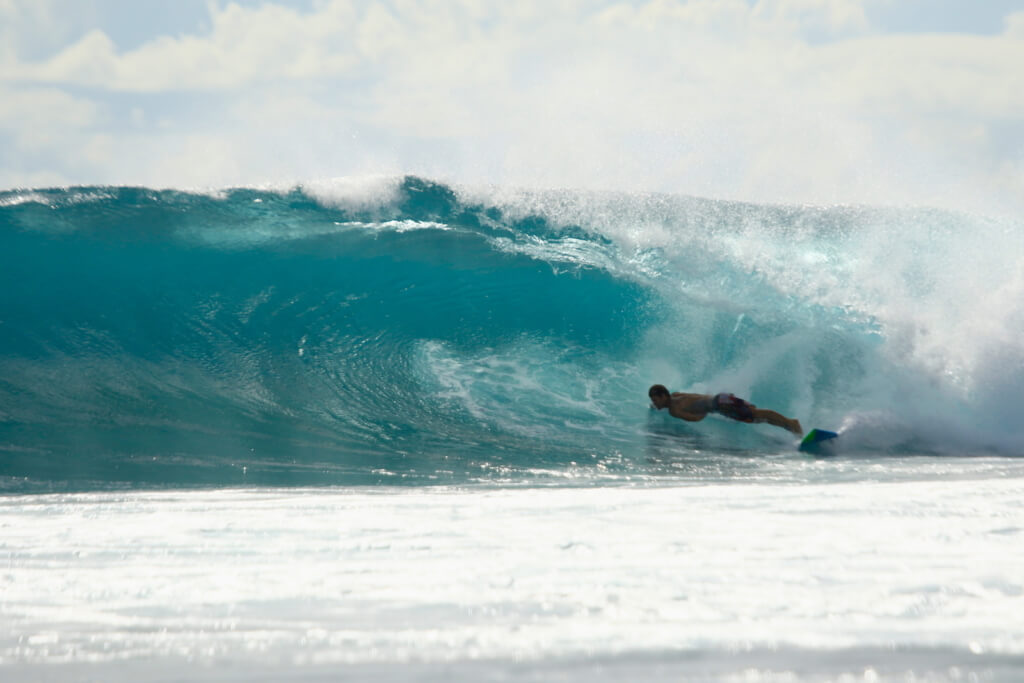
666 392 715 422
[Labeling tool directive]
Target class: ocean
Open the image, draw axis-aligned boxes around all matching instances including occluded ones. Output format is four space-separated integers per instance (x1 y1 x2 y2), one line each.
2 176 1022 681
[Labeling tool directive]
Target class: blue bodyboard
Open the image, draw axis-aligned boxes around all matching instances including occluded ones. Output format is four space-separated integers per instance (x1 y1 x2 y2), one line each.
798 428 839 455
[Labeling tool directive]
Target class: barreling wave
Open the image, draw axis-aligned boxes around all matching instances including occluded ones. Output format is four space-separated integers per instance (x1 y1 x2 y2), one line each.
1 176 1021 489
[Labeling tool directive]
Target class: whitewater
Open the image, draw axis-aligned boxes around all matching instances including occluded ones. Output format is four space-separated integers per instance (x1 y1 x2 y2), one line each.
2 176 1023 681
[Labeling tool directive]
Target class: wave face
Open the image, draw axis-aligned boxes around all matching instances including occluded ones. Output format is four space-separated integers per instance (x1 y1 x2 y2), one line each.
1 177 1022 488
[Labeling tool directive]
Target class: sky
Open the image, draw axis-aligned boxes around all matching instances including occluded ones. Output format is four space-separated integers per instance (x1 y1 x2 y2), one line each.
1 0 1022 213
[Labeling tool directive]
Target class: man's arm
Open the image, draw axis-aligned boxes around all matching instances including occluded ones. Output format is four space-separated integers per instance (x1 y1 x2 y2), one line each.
670 409 708 422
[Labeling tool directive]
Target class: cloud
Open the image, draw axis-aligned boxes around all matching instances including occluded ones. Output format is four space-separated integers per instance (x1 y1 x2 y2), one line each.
1007 11 1024 39
0 84 106 188
0 86 100 133
6 0 874 91
0 0 1022 214
3 1 360 90
754 0 870 37
0 0 81 63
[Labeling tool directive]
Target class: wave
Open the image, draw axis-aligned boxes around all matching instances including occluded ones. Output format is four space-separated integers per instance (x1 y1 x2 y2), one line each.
1 176 1021 488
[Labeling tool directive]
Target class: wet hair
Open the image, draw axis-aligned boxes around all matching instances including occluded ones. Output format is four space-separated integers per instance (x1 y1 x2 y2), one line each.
648 384 670 399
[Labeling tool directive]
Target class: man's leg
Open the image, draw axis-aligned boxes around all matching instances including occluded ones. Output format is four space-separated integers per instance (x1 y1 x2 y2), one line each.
752 408 803 436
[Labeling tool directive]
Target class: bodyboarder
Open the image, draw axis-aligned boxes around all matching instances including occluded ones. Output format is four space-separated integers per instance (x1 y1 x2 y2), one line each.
648 384 803 436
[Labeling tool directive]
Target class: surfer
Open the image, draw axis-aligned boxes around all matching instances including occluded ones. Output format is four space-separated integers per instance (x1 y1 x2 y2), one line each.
648 385 803 436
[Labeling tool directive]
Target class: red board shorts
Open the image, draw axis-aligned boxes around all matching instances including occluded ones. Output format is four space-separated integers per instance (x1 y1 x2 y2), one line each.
711 393 755 423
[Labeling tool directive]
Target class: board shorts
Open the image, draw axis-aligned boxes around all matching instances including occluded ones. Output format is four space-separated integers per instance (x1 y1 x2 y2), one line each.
711 393 755 423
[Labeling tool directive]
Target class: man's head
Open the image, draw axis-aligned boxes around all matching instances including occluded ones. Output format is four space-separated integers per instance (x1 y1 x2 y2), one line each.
648 384 671 409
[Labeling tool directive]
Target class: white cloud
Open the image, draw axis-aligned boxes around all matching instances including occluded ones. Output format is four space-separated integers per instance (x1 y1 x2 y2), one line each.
0 0 1022 214
0 86 100 133
0 84 107 188
0 0 79 63
1006 11 1024 39
753 0 869 37
8 1 360 91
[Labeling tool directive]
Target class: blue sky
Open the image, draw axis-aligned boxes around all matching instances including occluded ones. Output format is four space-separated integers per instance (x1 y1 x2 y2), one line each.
1 0 1022 213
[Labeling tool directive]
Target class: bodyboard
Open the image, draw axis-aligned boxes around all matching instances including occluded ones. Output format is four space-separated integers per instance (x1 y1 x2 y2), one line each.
798 428 839 455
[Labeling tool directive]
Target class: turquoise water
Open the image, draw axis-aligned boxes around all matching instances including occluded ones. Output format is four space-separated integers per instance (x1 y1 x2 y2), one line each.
3 176 1020 490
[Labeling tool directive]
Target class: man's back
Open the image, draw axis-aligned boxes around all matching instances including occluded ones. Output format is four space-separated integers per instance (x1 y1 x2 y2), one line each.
667 392 713 422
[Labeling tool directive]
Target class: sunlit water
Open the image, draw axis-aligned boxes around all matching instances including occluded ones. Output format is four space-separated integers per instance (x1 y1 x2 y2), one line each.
4 456 1023 682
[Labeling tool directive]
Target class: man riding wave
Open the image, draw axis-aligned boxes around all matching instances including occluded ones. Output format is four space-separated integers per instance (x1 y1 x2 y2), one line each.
648 384 802 436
